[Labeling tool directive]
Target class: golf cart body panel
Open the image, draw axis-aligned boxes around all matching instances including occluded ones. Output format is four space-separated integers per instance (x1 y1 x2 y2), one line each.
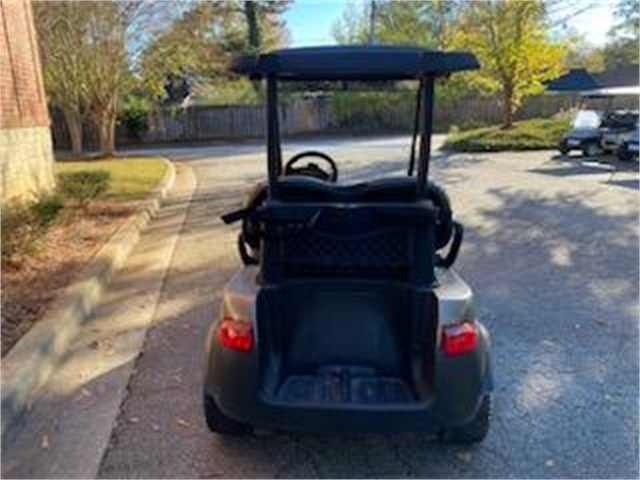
204 267 491 433
560 110 603 154
617 126 640 161
205 46 492 438
600 111 639 153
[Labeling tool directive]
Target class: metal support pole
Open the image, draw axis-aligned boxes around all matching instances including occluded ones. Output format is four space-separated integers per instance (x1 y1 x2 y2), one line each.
408 80 423 176
416 76 435 198
266 76 282 197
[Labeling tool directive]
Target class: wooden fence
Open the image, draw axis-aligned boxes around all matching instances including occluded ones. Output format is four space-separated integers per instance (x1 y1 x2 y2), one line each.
49 93 638 152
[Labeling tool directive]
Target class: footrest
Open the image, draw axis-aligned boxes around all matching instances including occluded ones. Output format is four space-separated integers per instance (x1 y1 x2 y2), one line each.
277 366 414 404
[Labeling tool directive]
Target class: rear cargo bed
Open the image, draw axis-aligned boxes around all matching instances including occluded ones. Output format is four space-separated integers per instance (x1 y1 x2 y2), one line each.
258 280 436 405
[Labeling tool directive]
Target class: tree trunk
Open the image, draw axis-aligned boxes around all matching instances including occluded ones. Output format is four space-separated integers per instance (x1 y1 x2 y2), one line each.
244 1 262 93
244 1 260 52
502 86 515 129
62 107 83 159
97 99 117 158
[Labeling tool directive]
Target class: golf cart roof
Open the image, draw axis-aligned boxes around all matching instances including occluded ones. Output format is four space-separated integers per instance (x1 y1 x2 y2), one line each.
230 45 480 81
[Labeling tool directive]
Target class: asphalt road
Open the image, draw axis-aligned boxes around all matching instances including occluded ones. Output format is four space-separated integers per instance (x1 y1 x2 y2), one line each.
96 137 638 479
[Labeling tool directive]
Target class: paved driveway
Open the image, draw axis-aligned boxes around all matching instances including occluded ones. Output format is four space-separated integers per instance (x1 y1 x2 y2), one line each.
96 137 638 478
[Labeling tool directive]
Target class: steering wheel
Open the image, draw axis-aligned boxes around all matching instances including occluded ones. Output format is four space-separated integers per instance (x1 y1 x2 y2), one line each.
284 151 338 182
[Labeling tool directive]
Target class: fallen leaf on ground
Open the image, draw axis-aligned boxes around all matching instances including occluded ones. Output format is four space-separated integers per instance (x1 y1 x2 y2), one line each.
175 416 191 428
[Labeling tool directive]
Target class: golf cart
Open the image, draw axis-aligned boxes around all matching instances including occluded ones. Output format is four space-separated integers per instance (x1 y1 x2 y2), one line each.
204 46 493 443
558 108 603 156
558 94 639 157
599 110 639 155
617 126 639 161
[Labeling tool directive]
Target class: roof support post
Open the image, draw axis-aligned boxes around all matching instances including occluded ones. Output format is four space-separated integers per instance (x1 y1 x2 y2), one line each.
408 80 422 177
416 76 435 198
266 75 282 197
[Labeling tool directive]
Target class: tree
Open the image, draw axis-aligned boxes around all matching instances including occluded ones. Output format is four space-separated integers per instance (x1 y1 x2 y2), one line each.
332 1 369 44
33 2 91 158
243 1 290 52
333 1 462 48
138 1 290 102
564 42 606 72
603 0 639 69
452 1 565 128
34 1 170 158
83 2 172 157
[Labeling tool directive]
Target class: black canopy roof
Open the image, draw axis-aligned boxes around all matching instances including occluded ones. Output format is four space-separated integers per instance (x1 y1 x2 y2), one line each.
545 68 600 92
230 45 480 81
546 65 640 92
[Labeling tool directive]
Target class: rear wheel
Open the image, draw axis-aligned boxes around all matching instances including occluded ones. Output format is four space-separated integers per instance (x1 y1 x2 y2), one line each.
204 394 251 435
582 141 602 158
440 394 492 444
558 140 569 156
617 146 636 162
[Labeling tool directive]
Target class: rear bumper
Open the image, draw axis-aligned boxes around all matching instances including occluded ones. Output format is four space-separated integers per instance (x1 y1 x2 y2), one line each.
204 322 492 433
560 137 596 152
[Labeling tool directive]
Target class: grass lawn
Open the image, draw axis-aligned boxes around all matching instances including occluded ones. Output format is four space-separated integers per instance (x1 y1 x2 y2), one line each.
443 117 570 152
55 157 168 201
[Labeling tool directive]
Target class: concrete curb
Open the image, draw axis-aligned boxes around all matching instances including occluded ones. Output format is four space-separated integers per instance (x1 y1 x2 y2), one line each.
1 158 176 441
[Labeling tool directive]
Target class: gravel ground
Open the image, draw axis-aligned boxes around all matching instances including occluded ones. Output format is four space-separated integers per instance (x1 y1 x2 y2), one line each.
76 137 638 478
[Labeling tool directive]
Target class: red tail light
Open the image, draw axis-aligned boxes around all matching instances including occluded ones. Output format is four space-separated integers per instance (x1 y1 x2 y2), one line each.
441 321 477 356
216 317 253 352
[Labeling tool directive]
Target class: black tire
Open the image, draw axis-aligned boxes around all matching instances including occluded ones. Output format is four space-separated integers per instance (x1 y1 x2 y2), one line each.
617 146 635 162
558 140 569 156
582 141 601 158
204 394 250 435
440 394 492 444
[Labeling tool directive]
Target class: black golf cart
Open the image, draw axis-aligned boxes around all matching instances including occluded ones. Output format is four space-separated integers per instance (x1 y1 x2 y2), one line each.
204 46 493 443
617 127 639 161
558 93 639 157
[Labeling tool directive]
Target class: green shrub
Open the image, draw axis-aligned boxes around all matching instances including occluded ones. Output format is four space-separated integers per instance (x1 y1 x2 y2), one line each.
30 193 64 226
2 203 38 259
57 170 111 202
1 195 65 259
329 90 415 131
119 96 149 139
443 117 571 152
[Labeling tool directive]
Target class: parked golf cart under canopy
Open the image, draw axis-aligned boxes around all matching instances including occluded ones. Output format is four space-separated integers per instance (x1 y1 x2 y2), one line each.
205 46 492 441
547 66 640 158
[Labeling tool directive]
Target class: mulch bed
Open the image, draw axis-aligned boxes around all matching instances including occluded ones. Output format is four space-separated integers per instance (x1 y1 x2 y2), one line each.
1 201 138 357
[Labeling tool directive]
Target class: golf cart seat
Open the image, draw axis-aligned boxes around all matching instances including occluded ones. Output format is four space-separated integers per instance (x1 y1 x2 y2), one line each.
277 176 420 203
241 176 453 258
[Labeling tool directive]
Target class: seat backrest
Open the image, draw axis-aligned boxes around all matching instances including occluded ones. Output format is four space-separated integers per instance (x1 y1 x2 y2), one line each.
275 176 419 204
259 199 437 285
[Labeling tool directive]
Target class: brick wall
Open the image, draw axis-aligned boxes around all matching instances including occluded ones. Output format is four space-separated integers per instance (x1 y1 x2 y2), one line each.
1 0 54 203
